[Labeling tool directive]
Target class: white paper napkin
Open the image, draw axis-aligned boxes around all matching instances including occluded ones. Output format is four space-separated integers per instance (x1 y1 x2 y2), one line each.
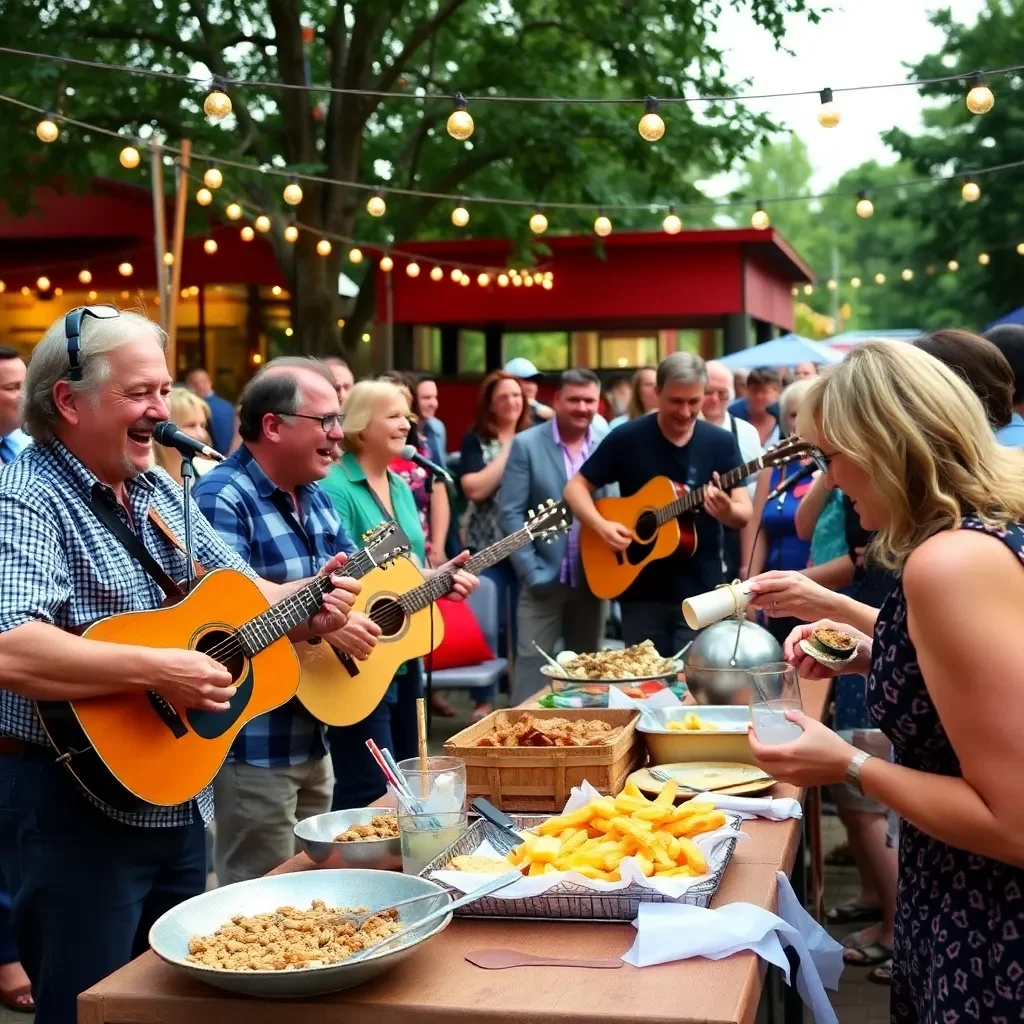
622 871 843 1024
607 686 683 711
689 791 803 821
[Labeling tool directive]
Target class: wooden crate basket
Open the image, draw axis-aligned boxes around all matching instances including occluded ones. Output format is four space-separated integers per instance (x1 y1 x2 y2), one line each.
443 709 645 812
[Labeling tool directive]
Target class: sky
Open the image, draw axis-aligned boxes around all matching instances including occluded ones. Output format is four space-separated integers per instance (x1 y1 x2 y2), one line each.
701 0 987 196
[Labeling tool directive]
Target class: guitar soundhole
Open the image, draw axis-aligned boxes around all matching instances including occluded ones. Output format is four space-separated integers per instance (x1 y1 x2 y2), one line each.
369 597 405 638
635 510 658 542
195 629 246 681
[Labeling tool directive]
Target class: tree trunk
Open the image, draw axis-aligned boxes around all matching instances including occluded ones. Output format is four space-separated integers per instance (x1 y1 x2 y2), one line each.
290 228 344 356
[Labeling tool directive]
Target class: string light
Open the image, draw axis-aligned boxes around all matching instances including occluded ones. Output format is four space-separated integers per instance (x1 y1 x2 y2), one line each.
283 180 303 205
965 73 994 115
367 192 386 217
512 274 523 287
203 239 218 254
791 286 799 297
524 275 534 288
362 333 371 342
252 353 263 365
901 268 913 281
271 285 282 296
978 252 990 265
35 114 59 143
203 165 223 189
827 279 837 291
203 82 232 120
961 177 981 202
348 247 363 263
1017 243 1024 256
316 239 332 256
460 274 470 287
542 278 553 290
638 97 665 142
254 214 271 232
850 276 861 288
751 202 770 230
498 273 509 287
380 255 394 272
163 251 174 266
529 210 548 235
78 269 92 284
875 273 886 285
119 289 129 300
451 268 463 282
662 207 682 234
225 202 242 220
594 214 612 237
0 281 4 294
533 272 543 284
406 261 420 277
285 327 293 337
855 190 874 218
284 225 299 243
803 284 813 295
240 226 255 241
447 93 474 141
53 286 63 296
948 259 959 271
36 276 50 291
118 262 133 277
119 144 140 169
337 319 345 328
20 287 29 297
816 87 840 128
87 289 97 301
451 205 469 227
196 187 213 206
430 266 444 281
477 272 490 287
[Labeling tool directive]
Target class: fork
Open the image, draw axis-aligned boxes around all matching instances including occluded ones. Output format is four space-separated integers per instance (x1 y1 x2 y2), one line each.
325 890 450 930
647 766 768 791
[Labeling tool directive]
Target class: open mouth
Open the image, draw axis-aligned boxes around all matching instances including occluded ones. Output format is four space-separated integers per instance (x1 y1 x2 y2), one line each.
127 429 152 447
316 446 334 459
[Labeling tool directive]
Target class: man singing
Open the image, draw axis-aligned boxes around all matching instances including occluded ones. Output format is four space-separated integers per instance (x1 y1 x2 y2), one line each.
0 309 357 1024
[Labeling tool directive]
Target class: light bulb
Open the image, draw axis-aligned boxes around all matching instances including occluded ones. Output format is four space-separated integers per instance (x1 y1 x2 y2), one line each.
119 145 141 169
367 193 387 217
240 226 255 242
451 205 470 227
119 290 129 300
524 275 534 288
961 179 981 202
203 166 223 189
816 87 840 128
948 259 959 272
204 86 232 120
544 271 553 281
460 274 470 287
901 268 913 281
36 117 59 143
477 273 490 287
362 333 371 342
284 225 299 243
0 281 4 294
855 191 874 218
791 286 799 297
87 290 96 301
827 279 837 291
271 286 282 296
196 187 213 206
978 252 990 265
662 208 682 234
20 287 29 297
430 266 444 281
78 269 92 285
348 248 363 264
965 74 994 115
203 239 218 255
406 262 420 278
254 215 271 233
225 202 243 220
851 276 861 288
283 182 303 206
498 274 509 287
451 268 463 282
380 256 394 272
118 262 133 277
316 239 332 256
163 251 174 266
638 97 665 142
337 319 345 328
529 210 548 235
36 276 51 291
285 327 294 337
875 273 886 285
533 272 544 284
803 284 813 295
542 278 553 290
751 203 770 230
594 214 612 237
512 275 523 287
252 353 263 365
447 93 474 141
1017 244 1024 256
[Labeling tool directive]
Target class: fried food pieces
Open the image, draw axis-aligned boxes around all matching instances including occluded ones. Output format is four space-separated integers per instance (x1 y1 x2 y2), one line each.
666 712 721 732
558 639 676 680
449 854 510 874
187 899 402 971
334 814 399 841
474 712 621 748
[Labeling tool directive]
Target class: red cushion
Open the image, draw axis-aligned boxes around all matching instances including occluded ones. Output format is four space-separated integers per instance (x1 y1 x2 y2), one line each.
422 597 494 671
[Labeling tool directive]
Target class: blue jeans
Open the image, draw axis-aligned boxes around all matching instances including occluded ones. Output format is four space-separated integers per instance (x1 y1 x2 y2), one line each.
0 887 17 966
0 749 205 1024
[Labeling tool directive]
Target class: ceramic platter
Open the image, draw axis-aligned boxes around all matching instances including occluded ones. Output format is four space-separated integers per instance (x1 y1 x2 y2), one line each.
628 762 776 800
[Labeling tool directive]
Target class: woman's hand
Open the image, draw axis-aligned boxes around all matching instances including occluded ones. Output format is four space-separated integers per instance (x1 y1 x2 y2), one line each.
427 549 480 602
747 570 839 622
748 710 858 787
783 619 873 679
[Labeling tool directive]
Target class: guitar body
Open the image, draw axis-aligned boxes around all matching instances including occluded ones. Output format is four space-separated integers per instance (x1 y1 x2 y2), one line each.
295 557 444 727
35 569 299 811
581 476 699 599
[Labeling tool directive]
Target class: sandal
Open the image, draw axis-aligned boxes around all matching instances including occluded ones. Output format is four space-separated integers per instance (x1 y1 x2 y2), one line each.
841 924 882 949
867 959 892 985
825 900 882 925
843 941 893 967
0 985 34 1013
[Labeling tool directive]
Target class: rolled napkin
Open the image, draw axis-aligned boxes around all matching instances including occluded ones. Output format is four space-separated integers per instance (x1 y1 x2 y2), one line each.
623 871 843 1024
689 791 803 822
682 579 753 630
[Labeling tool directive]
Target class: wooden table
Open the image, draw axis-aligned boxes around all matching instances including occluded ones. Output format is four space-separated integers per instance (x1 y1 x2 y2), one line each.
79 679 829 1024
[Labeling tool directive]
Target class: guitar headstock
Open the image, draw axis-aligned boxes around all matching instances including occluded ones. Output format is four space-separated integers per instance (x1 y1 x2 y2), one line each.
761 435 816 470
524 498 574 544
360 521 411 569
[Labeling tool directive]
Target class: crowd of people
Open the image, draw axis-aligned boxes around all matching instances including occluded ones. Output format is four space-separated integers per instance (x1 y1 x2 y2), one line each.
0 306 1022 1024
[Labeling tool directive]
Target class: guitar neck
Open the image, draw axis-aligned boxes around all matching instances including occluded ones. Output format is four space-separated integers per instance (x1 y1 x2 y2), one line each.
653 455 765 527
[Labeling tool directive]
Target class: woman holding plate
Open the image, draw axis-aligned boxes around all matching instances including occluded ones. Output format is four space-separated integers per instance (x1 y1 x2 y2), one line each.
748 341 1024 1024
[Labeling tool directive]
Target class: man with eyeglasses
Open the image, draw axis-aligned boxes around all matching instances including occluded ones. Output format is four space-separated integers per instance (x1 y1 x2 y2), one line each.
193 356 382 886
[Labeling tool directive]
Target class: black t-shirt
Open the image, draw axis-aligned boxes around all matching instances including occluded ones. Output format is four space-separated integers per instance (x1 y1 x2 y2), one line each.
842 494 897 607
580 416 743 603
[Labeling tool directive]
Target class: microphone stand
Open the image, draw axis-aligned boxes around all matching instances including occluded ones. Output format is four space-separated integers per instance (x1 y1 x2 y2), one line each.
419 459 442 733
180 454 196 590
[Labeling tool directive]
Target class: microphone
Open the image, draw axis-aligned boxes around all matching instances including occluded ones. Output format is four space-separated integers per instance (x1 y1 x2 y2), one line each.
766 462 816 502
400 444 453 483
153 421 226 462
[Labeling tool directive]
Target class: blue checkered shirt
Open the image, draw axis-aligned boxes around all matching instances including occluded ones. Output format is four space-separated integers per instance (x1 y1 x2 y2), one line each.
193 445 355 768
0 440 257 828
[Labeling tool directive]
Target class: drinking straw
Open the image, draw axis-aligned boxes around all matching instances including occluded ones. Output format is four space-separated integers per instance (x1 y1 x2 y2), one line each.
364 739 416 813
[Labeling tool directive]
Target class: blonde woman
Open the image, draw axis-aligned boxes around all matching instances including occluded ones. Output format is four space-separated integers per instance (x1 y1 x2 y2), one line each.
748 341 1024 1023
153 387 216 482
608 365 657 430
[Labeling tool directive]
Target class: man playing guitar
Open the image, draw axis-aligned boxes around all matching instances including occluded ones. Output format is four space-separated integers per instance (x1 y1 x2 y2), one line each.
0 309 358 1024
564 352 752 656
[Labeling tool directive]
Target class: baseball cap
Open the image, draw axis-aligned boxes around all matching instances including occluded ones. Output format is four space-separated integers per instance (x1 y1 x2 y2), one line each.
503 356 541 379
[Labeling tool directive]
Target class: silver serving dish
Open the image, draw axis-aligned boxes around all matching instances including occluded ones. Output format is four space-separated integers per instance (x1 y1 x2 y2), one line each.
637 705 754 766
294 808 401 870
149 869 452 998
540 662 682 686
683 620 782 704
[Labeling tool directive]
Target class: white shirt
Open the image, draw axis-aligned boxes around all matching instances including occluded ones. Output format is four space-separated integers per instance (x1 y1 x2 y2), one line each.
711 413 763 497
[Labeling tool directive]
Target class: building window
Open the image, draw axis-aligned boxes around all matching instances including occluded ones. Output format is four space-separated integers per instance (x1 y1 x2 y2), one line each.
503 332 569 371
598 335 658 369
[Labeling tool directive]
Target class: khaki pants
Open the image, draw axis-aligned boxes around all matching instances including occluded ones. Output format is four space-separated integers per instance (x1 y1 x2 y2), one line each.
213 757 334 886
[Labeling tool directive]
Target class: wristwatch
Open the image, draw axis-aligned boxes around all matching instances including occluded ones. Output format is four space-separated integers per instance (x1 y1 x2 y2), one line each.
845 750 873 795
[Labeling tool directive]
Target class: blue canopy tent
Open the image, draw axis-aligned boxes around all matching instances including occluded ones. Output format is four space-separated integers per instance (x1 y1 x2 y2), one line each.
985 307 1024 331
717 334 843 369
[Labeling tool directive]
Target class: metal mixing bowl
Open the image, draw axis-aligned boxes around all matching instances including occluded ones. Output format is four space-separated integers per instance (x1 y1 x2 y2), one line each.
294 808 402 870
149 868 452 998
682 619 783 705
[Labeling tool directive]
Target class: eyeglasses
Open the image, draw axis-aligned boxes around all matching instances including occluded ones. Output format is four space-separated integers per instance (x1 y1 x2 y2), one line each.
64 305 120 382
277 411 344 432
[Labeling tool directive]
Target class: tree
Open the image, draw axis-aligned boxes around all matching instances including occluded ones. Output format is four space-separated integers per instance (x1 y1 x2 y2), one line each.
0 0 821 356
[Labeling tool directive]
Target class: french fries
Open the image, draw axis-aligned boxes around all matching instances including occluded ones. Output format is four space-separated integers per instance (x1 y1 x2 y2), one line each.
666 711 721 732
504 779 727 883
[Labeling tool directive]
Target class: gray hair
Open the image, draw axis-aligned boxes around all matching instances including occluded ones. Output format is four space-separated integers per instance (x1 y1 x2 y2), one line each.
237 356 336 442
704 360 736 400
656 351 707 390
779 378 816 427
24 309 166 443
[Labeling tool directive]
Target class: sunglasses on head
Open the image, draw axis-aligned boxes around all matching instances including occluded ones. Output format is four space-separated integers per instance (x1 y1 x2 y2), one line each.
64 305 120 382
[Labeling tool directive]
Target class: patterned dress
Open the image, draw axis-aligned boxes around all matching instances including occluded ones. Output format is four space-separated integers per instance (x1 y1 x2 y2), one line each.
866 517 1024 1023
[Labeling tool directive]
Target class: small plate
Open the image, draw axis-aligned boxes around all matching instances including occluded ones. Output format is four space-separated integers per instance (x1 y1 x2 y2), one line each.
798 639 857 667
628 762 775 800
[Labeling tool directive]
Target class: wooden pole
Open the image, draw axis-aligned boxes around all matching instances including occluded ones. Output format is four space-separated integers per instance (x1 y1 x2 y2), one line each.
165 139 192 377
150 143 169 332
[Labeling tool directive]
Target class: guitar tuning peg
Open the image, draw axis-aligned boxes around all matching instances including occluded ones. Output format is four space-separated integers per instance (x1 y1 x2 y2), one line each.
527 509 535 519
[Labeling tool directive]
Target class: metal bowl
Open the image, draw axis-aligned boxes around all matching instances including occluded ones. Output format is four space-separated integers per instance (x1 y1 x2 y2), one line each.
637 706 754 765
682 620 782 705
294 808 402 870
149 868 452 998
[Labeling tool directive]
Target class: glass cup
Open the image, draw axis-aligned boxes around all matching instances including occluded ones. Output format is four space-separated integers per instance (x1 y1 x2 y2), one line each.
746 662 804 745
396 755 467 812
398 809 468 875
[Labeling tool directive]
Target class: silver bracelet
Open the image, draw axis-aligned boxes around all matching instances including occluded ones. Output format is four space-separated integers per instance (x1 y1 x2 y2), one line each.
845 750 873 795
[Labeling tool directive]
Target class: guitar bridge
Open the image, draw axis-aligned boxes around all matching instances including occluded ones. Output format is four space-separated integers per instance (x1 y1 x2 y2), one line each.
146 691 188 739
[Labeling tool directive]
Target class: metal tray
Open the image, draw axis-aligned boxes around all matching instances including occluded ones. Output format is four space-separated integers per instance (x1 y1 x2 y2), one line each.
418 813 740 922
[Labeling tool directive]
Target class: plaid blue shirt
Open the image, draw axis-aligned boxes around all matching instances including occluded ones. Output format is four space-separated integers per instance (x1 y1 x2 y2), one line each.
193 445 355 768
0 440 257 828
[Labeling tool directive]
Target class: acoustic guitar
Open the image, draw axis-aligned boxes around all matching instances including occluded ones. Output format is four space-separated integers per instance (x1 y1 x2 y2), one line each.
295 499 573 727
35 522 410 812
580 437 812 599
